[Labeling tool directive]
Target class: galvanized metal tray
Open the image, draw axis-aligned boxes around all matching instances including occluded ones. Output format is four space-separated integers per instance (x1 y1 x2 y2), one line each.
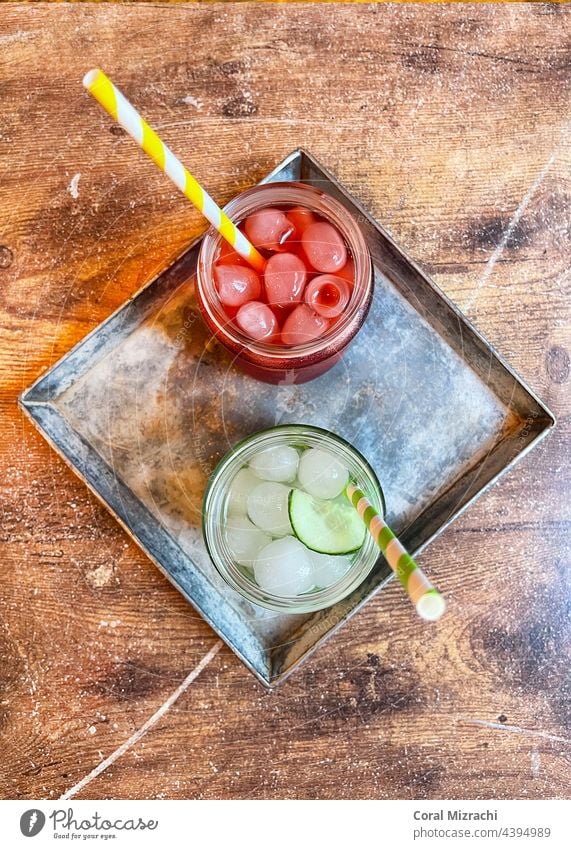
20 149 555 687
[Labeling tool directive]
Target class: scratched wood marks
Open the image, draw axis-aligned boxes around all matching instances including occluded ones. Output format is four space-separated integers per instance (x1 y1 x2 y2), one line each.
0 3 570 800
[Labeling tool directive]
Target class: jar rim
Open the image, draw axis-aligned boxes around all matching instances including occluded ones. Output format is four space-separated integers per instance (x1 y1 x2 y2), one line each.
202 424 385 613
196 182 373 364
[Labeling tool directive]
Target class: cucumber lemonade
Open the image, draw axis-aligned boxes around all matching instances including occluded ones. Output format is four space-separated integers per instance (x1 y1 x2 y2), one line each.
203 425 384 613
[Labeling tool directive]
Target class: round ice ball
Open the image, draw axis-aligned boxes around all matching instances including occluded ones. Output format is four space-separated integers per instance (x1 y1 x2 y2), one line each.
247 481 293 536
249 445 299 483
214 264 261 308
297 448 349 500
311 550 352 589
254 536 314 596
244 208 294 252
227 467 260 517
225 516 271 567
301 221 347 273
235 301 278 342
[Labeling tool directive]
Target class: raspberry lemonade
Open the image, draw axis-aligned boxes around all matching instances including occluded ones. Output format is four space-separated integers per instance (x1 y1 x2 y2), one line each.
196 183 373 384
202 425 385 613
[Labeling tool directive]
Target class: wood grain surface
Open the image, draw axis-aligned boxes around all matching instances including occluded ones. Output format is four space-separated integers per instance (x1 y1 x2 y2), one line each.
1 3 570 801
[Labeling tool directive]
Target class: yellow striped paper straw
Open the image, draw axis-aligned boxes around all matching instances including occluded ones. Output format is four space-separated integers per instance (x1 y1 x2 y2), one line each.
345 482 446 621
83 69 266 273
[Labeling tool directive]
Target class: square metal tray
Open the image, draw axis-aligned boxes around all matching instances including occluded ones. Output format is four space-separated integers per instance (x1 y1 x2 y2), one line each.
20 149 555 687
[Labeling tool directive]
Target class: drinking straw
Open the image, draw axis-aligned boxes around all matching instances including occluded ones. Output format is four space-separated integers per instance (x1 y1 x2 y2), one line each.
82 69 266 272
345 482 446 621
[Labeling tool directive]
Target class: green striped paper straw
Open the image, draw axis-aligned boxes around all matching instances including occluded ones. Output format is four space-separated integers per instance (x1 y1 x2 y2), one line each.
345 482 446 621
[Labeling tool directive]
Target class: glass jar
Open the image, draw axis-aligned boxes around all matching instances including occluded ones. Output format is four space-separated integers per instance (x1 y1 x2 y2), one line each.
196 182 373 384
202 424 385 613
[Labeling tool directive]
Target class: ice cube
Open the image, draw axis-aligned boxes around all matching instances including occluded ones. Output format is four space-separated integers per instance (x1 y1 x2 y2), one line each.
281 304 329 347
214 264 261 307
310 550 352 588
304 274 350 318
235 301 278 341
297 448 349 499
227 467 259 516
253 536 314 596
244 207 294 251
225 516 271 567
249 445 299 483
264 252 307 308
301 221 347 273
247 481 293 536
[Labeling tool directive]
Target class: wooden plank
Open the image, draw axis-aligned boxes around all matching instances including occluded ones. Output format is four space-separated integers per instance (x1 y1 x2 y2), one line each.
1 2 569 800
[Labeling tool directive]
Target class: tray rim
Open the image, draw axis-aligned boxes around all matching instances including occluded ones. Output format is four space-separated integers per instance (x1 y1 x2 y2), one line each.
20 147 556 688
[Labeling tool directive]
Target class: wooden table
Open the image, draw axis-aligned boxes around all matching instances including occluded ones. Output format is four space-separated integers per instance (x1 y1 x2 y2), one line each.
1 3 570 801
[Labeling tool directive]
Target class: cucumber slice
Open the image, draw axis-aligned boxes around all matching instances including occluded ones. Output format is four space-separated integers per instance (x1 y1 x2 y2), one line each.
288 488 365 555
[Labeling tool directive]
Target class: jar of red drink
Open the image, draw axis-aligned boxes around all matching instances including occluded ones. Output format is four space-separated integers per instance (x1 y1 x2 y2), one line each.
195 182 373 384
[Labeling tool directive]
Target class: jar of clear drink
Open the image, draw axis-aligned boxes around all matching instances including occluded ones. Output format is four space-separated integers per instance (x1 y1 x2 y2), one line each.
202 424 385 613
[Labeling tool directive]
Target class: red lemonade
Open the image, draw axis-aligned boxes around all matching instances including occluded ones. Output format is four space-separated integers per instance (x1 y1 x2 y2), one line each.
213 205 355 347
196 182 373 383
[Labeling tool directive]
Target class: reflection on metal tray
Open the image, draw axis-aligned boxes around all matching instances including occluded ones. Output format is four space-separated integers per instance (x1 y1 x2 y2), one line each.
20 149 555 687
